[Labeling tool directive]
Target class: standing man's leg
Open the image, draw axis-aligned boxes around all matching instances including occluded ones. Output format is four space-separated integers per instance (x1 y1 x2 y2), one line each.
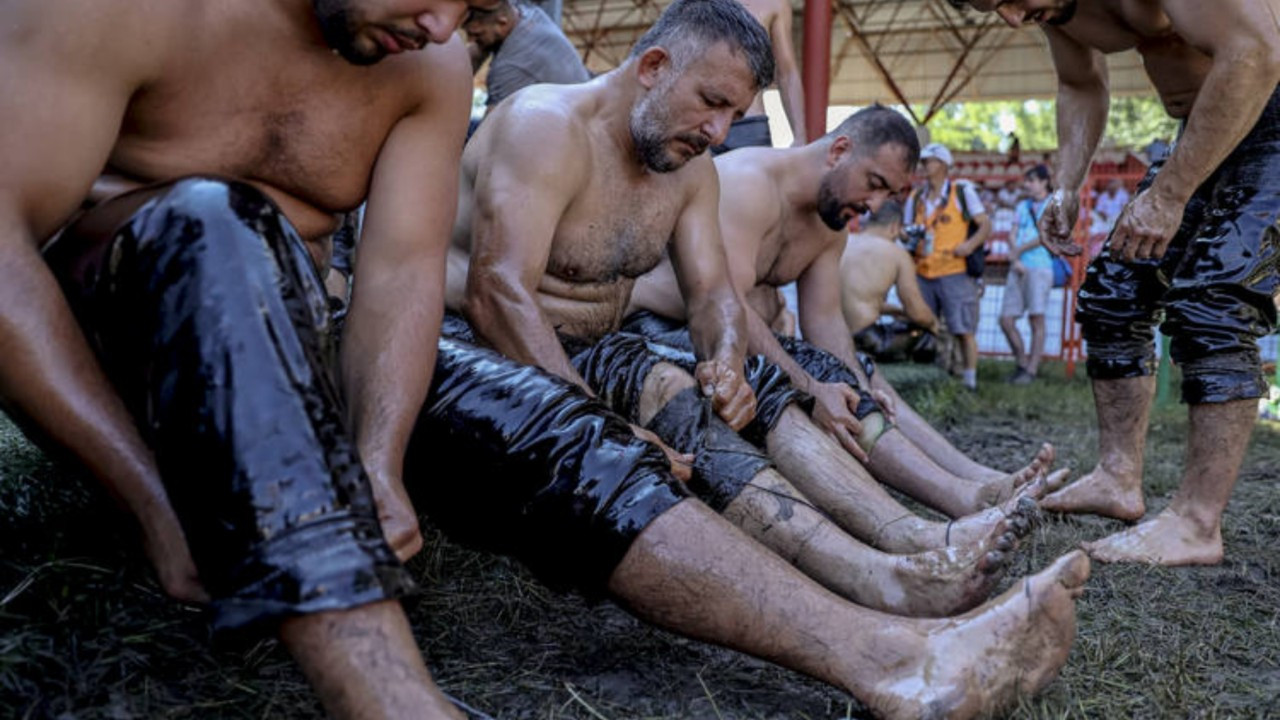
44 178 458 720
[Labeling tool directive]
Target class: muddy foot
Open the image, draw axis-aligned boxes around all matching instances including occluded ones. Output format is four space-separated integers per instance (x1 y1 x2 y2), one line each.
973 443 1058 508
1001 468 1072 513
890 518 1023 617
865 550 1090 720
1039 464 1144 520
1083 508 1223 566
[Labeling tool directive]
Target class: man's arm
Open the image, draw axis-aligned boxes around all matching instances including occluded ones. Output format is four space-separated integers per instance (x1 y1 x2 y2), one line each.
461 106 592 392
0 0 203 600
1112 0 1280 260
766 0 807 145
894 251 941 333
1041 26 1110 254
340 39 472 559
671 160 757 430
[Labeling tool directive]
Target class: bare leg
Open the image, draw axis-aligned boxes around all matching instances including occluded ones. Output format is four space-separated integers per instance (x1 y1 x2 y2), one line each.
1026 314 1046 376
608 501 1089 720
1000 315 1026 370
765 407 1036 554
864 429 1062 519
1040 376 1152 520
960 333 979 389
1084 398 1255 565
873 374 1055 489
281 601 463 720
724 471 1017 617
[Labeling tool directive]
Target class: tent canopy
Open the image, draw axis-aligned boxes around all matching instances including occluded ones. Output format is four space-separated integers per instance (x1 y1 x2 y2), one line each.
558 0 1157 123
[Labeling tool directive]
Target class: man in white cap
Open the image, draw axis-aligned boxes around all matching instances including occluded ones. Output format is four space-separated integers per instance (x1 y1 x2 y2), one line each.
902 143 992 390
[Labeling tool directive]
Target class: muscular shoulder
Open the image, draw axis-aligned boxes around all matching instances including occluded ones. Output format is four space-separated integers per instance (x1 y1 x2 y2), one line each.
405 36 474 113
3 0 187 83
469 83 593 189
715 149 784 222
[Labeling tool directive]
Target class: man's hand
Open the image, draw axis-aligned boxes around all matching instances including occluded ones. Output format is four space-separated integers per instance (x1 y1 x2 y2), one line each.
1038 188 1084 256
138 502 208 604
631 425 694 482
1109 187 1186 261
870 388 897 425
808 381 868 462
951 239 978 258
694 359 757 431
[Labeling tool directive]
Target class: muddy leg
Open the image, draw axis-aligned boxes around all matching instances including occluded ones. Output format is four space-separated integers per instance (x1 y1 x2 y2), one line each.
724 471 1017 616
872 374 1053 490
1085 398 1254 565
765 407 1035 553
281 601 463 720
608 501 1088 720
1040 377 1152 520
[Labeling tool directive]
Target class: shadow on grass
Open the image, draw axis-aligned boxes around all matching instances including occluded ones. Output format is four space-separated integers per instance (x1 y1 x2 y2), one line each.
3 360 1279 718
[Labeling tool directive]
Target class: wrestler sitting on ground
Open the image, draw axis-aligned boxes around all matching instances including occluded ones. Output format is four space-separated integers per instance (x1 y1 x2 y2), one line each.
957 0 1280 566
838 199 941 337
0 0 505 717
400 2 1089 716
442 0 1052 587
628 106 1066 519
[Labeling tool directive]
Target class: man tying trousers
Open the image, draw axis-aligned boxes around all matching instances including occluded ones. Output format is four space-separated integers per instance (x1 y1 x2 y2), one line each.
401 1 1090 716
0 0 502 716
956 0 1280 565
628 106 1066 520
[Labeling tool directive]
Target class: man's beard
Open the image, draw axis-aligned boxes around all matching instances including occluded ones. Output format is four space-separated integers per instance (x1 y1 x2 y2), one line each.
629 85 710 173
1045 0 1079 26
313 0 384 66
816 174 865 231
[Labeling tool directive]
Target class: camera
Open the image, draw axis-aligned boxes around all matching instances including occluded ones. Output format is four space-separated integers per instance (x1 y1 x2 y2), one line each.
901 224 930 253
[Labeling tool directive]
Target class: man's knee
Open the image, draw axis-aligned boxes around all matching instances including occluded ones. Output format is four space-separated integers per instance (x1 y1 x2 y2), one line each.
639 361 697 425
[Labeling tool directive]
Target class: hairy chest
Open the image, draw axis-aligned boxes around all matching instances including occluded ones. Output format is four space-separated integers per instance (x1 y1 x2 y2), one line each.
758 214 832 287
110 45 417 215
546 177 685 283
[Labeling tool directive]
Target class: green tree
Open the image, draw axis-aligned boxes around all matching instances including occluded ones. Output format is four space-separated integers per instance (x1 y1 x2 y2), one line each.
913 95 1177 151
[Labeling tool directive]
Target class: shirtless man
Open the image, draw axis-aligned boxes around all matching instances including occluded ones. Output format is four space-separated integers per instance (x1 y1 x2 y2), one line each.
710 0 806 152
412 2 1088 715
0 0 497 716
957 0 1280 566
629 106 1064 519
839 200 940 336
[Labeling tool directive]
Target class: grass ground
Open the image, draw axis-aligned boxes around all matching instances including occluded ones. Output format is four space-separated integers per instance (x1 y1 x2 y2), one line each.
3 360 1279 719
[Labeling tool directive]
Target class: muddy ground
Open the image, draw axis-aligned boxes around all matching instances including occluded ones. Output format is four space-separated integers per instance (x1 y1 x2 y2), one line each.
2 361 1279 719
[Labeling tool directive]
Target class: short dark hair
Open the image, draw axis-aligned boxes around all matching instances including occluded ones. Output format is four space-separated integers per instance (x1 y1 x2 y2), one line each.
629 0 775 91
864 199 903 228
828 104 921 168
1025 163 1053 189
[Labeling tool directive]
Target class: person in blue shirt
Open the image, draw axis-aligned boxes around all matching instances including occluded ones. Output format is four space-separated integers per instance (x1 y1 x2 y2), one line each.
1000 164 1055 384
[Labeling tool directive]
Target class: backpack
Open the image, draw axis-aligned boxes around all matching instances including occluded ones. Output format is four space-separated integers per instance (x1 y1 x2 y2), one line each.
909 180 985 278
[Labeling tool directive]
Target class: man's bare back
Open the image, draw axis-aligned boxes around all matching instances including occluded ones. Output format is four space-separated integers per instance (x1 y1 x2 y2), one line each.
840 232 915 334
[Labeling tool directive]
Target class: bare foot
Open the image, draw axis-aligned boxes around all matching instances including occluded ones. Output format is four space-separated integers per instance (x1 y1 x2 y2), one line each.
864 550 1090 720
1040 463 1145 521
887 519 1023 617
368 475 423 561
1000 468 1072 514
1083 508 1223 566
972 443 1057 508
138 502 209 603
879 499 1035 555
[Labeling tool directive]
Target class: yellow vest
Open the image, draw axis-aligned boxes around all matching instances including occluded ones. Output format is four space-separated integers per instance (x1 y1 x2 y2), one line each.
912 182 970 280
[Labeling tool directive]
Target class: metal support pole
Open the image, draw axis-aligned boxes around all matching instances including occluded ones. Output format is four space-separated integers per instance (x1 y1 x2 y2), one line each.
802 0 832 142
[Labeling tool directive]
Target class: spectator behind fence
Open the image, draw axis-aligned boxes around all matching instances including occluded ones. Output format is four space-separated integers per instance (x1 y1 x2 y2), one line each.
1000 164 1056 385
465 0 589 116
903 143 992 390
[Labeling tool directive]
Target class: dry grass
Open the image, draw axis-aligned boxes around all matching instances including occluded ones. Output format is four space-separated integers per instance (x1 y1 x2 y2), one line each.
3 360 1279 719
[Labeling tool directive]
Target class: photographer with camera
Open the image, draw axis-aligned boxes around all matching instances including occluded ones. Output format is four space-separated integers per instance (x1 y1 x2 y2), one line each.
902 143 992 390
